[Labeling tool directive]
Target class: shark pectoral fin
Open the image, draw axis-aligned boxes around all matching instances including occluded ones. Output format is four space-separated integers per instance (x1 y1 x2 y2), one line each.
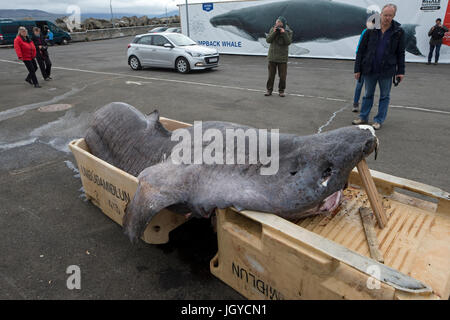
123 180 177 243
258 38 270 49
289 45 310 56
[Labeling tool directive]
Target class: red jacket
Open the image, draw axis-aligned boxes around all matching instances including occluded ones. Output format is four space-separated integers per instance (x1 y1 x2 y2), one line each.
14 35 36 61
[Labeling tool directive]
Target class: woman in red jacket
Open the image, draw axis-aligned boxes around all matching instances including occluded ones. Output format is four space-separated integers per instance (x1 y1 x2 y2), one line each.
14 26 41 88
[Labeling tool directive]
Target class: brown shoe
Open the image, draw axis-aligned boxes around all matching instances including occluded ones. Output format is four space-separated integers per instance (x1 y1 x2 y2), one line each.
264 91 272 96
372 122 381 130
352 118 368 125
279 92 285 97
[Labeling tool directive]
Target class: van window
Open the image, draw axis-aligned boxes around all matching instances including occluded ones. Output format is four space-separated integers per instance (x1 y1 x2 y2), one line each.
48 23 60 33
1 24 19 34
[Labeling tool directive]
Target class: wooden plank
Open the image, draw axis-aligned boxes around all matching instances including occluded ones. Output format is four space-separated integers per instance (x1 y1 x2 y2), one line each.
359 207 384 263
356 160 388 228
159 116 191 131
350 168 450 202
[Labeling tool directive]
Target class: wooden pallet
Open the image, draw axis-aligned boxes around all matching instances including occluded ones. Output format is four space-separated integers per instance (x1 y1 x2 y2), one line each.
68 117 191 244
210 169 450 300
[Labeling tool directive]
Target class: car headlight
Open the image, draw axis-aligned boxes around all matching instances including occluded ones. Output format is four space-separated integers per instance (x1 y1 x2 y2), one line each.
187 51 203 57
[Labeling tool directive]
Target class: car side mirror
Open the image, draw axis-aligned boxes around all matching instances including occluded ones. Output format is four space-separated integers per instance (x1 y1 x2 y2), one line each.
164 43 173 48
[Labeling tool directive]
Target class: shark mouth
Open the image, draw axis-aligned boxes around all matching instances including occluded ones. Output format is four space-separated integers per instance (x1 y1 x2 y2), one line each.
319 190 343 213
296 189 343 220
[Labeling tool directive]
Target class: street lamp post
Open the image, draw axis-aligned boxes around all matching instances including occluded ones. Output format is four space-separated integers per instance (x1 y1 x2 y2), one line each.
110 0 115 28
185 0 190 37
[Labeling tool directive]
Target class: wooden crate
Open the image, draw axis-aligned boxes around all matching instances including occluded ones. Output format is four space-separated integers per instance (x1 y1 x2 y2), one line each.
210 169 450 300
68 117 191 244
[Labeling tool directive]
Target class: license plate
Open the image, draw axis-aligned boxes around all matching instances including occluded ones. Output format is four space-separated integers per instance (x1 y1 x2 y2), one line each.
209 57 218 63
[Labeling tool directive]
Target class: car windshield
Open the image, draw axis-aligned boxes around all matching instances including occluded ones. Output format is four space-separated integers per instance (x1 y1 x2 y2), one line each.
165 34 196 46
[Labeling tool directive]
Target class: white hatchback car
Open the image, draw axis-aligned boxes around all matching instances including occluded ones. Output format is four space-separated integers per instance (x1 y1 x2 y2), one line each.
127 33 219 73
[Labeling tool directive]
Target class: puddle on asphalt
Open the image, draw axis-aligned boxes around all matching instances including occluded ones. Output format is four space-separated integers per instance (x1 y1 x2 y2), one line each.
38 104 73 112
29 110 91 153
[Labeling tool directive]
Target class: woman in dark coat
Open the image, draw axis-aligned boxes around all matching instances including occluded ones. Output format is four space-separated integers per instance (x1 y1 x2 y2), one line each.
31 27 52 80
14 26 41 88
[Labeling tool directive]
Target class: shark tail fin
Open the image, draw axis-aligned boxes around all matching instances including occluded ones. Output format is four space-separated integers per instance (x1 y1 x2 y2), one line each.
123 179 178 243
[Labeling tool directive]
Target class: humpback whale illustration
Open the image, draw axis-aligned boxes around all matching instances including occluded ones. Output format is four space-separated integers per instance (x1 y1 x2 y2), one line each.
209 0 422 56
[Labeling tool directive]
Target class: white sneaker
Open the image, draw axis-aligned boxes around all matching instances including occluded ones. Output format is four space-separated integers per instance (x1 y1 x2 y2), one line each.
372 122 381 130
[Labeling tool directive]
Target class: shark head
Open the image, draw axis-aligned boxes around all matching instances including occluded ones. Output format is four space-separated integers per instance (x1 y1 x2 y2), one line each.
280 125 379 217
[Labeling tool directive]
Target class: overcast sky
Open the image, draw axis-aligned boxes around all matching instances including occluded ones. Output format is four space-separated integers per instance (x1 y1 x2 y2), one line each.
0 0 232 14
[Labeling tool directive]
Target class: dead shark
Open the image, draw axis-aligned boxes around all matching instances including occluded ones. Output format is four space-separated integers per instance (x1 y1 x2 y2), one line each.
83 102 379 243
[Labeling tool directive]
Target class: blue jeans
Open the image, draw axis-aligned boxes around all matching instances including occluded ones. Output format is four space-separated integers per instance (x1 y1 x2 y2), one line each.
360 74 392 124
353 76 365 104
428 43 442 63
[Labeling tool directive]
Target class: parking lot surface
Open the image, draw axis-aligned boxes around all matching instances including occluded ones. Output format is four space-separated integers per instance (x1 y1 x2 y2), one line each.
0 36 449 299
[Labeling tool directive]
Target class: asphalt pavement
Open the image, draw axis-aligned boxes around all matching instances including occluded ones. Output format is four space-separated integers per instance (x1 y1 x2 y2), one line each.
0 36 449 299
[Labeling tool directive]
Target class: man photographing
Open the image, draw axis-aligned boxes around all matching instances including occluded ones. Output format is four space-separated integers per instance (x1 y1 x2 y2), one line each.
265 16 293 97
427 18 448 65
352 3 405 130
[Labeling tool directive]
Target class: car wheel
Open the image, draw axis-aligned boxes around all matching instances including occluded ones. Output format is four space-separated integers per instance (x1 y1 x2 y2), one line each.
62 38 68 45
129 56 142 70
175 57 190 74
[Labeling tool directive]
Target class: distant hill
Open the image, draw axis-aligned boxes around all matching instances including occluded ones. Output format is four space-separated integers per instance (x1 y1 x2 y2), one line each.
0 9 179 22
0 9 61 21
81 10 179 20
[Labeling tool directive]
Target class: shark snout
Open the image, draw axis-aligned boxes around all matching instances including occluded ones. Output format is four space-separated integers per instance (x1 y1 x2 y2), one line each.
363 135 378 157
356 125 378 158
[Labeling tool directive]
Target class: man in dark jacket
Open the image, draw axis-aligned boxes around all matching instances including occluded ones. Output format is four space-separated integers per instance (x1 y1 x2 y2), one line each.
427 18 448 65
352 4 405 130
265 16 293 97
31 27 52 80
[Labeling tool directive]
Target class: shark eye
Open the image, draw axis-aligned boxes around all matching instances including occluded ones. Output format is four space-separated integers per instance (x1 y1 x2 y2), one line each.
322 167 332 179
290 171 298 176
320 167 333 187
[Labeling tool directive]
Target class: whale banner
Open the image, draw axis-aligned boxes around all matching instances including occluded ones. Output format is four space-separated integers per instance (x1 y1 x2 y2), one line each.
178 0 450 63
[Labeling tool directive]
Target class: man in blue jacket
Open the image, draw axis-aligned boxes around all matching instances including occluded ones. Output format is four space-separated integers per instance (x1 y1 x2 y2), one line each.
352 3 405 130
